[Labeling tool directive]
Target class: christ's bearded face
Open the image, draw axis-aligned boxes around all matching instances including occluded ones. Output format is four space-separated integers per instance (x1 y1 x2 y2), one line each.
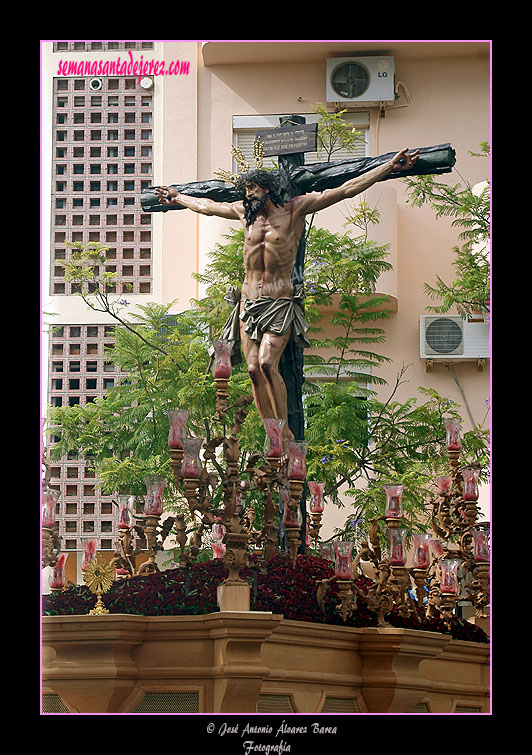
243 182 269 224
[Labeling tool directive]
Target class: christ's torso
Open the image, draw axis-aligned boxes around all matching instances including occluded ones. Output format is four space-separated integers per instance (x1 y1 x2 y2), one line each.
239 199 306 301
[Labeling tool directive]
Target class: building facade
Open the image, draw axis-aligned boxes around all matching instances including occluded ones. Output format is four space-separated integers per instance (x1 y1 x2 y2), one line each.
41 40 491 586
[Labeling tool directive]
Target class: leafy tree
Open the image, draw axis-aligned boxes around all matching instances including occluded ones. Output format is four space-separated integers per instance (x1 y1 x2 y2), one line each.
403 143 490 316
312 102 366 161
304 200 393 386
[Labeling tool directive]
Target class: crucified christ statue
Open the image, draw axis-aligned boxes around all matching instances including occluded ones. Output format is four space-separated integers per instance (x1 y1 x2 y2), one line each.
154 147 419 446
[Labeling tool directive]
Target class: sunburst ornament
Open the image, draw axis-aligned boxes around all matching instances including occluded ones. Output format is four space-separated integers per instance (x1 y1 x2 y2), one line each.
84 553 114 615
214 137 265 184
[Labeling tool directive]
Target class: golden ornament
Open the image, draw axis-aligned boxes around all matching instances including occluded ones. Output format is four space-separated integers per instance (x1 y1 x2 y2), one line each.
84 554 114 615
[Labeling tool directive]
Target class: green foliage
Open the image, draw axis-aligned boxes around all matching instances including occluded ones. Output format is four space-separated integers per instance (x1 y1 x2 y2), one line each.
304 370 489 540
312 102 365 161
403 144 490 316
304 224 393 386
191 229 246 337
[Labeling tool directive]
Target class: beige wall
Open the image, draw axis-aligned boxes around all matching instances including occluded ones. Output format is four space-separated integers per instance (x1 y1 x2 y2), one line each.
158 42 201 308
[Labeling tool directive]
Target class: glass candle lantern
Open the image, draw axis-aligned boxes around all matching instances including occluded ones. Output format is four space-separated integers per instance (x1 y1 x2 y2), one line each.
212 339 233 379
212 517 226 543
212 541 226 559
81 538 98 571
144 475 166 516
444 418 462 451
180 437 204 479
117 495 134 528
461 467 480 501
235 481 246 507
384 484 405 519
263 418 285 458
412 533 431 569
167 409 190 450
388 527 408 566
430 539 446 559
212 514 226 559
435 475 453 495
308 481 326 513
49 553 68 590
439 558 461 594
287 440 309 481
279 486 290 517
471 528 490 562
283 503 302 528
333 541 354 580
42 489 59 529
320 542 334 561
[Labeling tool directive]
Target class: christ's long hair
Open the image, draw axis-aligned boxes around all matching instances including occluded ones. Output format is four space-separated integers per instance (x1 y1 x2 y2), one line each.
235 170 285 228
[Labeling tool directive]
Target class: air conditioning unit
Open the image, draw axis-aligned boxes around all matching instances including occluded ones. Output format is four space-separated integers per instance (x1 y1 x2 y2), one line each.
326 57 395 104
419 315 490 363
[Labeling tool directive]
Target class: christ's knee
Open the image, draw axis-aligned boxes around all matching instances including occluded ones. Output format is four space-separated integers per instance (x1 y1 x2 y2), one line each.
259 357 278 384
248 361 261 386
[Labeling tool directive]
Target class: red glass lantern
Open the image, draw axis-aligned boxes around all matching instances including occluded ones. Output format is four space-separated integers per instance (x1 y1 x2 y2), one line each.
444 418 462 451
435 475 453 495
283 503 302 528
412 533 431 569
333 541 354 580
461 466 480 501
287 441 309 481
117 494 134 528
263 418 285 458
471 527 490 562
212 541 226 559
81 538 98 571
180 437 204 479
212 339 233 379
430 539 446 559
279 486 290 512
212 515 227 560
384 484 404 519
388 527 408 566
49 553 68 590
42 488 58 529
308 481 325 514
439 558 461 594
212 517 226 543
168 409 190 449
144 475 166 516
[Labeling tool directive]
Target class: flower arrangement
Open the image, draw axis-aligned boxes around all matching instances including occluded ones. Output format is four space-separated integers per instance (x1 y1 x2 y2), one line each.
42 555 489 643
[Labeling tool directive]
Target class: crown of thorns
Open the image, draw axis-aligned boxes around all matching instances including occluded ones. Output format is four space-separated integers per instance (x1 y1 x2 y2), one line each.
214 137 265 184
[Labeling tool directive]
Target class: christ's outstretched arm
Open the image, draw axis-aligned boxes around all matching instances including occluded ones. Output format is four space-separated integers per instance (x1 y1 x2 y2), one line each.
154 186 241 219
297 148 419 215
